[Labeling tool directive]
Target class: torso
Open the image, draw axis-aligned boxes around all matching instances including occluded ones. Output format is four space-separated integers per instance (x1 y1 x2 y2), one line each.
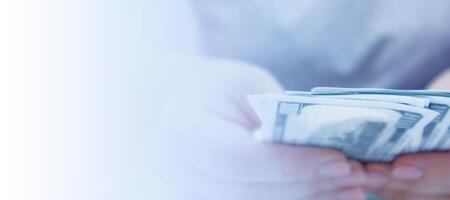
191 0 450 90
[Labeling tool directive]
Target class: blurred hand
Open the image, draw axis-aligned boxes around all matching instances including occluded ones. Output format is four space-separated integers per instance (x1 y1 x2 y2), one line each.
152 58 367 200
428 69 450 90
365 152 450 200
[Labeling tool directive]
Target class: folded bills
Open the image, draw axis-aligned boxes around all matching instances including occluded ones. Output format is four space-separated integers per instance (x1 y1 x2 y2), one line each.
248 87 450 162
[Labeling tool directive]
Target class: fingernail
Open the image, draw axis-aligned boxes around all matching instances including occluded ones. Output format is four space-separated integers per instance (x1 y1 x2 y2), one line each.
366 170 389 190
319 160 351 178
391 165 423 180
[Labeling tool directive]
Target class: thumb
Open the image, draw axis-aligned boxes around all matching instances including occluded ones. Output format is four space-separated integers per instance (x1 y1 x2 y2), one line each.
199 59 285 130
230 63 285 130
428 69 450 89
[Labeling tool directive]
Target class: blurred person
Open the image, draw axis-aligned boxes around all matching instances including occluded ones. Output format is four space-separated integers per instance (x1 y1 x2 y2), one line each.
153 1 450 200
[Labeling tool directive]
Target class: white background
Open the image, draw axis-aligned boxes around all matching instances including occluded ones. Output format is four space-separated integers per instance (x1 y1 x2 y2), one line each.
0 0 198 199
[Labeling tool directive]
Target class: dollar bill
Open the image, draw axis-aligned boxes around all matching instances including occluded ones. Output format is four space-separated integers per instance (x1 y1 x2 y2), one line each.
286 91 430 108
311 87 450 97
441 130 450 149
311 87 450 151
420 96 450 150
248 94 438 162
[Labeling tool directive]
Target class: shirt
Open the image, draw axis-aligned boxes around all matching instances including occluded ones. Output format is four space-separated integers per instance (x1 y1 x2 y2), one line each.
190 0 450 90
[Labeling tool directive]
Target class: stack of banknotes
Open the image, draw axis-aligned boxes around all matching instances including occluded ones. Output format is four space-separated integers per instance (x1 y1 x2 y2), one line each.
248 87 450 162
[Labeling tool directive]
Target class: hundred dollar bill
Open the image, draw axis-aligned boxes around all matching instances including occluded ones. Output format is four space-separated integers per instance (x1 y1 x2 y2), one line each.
441 132 450 149
311 87 450 151
286 91 430 108
311 87 450 97
248 94 438 162
420 96 450 150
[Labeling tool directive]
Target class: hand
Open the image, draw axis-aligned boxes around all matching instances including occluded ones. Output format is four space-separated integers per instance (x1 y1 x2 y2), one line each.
152 58 367 200
365 152 450 200
428 69 450 90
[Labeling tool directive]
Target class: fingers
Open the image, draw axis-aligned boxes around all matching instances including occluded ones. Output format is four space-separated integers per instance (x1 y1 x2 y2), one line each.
300 160 367 198
157 121 367 200
202 60 284 130
157 103 366 199
162 160 363 200
393 152 450 178
388 152 450 195
334 160 368 187
158 106 367 199
365 152 450 197
160 100 356 183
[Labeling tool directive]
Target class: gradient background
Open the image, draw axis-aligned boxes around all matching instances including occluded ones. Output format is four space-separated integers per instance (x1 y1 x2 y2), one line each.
3 1 450 200
1 0 191 199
